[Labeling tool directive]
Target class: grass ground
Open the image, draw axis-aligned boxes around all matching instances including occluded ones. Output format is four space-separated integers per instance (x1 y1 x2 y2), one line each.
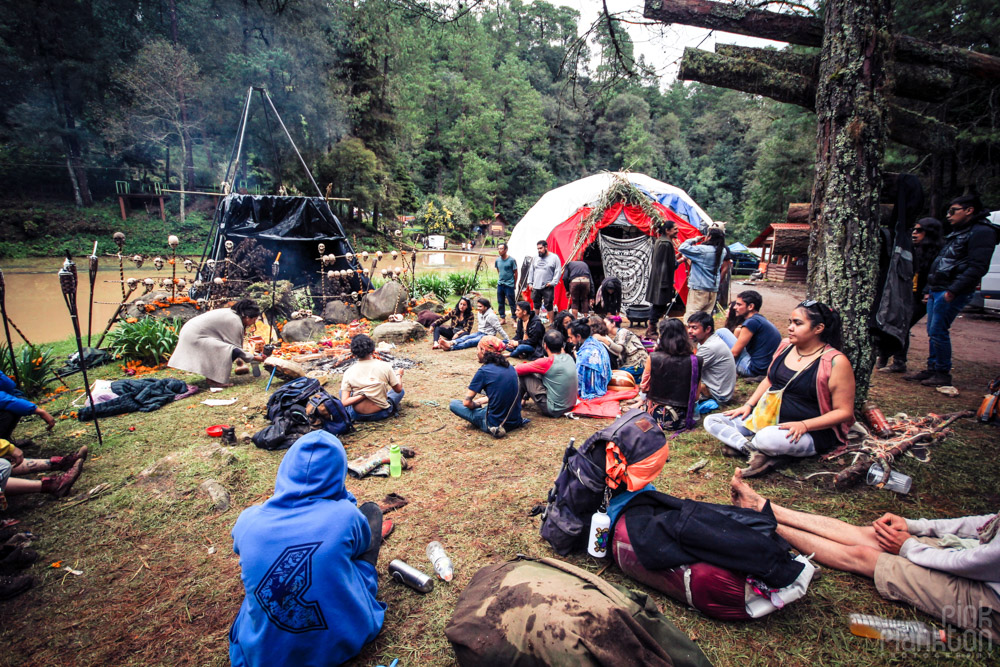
1 286 998 666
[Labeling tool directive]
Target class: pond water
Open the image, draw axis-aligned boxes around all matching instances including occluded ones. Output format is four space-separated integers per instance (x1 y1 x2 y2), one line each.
1 250 495 344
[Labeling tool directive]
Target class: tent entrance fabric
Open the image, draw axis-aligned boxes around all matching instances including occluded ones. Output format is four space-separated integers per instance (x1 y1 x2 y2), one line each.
507 173 712 313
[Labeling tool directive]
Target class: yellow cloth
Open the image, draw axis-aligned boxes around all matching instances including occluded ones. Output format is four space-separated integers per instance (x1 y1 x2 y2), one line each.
0 438 13 457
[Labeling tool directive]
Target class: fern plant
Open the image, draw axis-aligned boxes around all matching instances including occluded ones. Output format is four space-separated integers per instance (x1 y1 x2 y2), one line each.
106 317 182 365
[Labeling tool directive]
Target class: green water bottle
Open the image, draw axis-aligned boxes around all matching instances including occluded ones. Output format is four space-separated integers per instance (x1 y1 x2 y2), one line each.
389 444 402 478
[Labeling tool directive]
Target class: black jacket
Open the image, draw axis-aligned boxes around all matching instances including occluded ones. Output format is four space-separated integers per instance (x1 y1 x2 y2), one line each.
927 218 1000 296
514 314 545 358
619 490 805 589
645 237 677 306
561 260 593 295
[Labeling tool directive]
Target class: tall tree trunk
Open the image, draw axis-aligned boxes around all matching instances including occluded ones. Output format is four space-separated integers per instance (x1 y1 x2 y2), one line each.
806 0 892 407
178 131 187 223
65 153 84 208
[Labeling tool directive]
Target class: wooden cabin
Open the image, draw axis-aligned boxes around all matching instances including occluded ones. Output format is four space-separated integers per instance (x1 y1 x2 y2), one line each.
749 222 810 282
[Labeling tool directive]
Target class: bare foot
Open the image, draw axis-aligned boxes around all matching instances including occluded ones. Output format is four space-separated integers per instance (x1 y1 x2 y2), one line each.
730 469 766 511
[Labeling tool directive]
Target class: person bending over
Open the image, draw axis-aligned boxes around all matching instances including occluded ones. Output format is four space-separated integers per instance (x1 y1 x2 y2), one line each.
340 334 404 422
726 290 781 379
506 301 545 359
687 311 736 405
440 298 506 351
515 331 578 417
704 301 855 477
168 299 266 388
569 320 611 400
603 315 648 382
640 318 700 431
561 260 593 318
730 471 999 641
449 336 526 438
229 431 386 666
431 297 474 349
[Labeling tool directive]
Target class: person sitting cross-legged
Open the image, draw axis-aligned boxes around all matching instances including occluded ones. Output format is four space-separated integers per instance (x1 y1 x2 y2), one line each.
229 431 387 666
430 297 474 349
505 301 545 360
340 334 404 422
568 320 611 400
687 310 736 406
515 331 578 418
440 298 507 351
730 470 1000 641
725 290 782 379
449 336 526 438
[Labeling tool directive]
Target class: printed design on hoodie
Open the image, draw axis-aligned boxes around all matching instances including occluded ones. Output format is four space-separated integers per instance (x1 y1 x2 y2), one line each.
254 542 328 633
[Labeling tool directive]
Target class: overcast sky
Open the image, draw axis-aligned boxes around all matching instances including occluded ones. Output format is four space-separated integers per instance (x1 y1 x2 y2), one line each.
552 0 789 86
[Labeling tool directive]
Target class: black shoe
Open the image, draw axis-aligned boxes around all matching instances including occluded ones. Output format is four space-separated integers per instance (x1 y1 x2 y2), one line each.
920 372 952 387
0 574 32 600
877 360 907 373
903 369 934 382
0 546 38 573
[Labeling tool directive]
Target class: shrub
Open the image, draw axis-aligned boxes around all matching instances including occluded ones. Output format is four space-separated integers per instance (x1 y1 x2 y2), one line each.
106 317 182 365
0 342 58 397
446 270 481 296
414 274 450 301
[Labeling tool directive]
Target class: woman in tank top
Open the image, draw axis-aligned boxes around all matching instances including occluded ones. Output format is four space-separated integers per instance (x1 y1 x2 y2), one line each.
703 301 856 477
640 318 701 430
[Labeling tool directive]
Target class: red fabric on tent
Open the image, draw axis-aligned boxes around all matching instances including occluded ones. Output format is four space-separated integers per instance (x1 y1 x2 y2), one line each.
523 201 701 312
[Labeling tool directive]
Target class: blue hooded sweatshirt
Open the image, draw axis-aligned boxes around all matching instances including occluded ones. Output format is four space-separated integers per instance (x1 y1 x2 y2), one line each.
0 371 36 416
229 431 386 667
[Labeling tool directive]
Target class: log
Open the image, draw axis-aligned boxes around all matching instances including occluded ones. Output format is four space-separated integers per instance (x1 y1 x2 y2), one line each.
644 0 1000 81
679 47 957 152
714 44 953 102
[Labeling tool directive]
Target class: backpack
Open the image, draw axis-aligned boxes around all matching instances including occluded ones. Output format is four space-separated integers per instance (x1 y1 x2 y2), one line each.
445 556 712 667
265 377 321 422
977 375 1000 424
255 378 353 450
305 390 353 436
540 409 667 555
252 408 312 450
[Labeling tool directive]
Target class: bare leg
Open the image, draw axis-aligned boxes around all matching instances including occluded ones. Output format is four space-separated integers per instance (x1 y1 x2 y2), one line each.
777 525 880 578
731 471 881 550
4 478 43 495
12 459 52 475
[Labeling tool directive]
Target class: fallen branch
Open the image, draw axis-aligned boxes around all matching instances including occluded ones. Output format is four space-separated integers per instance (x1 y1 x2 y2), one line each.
834 411 972 490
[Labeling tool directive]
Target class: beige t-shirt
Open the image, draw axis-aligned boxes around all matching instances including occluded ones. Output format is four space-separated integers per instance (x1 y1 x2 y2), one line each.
341 358 399 409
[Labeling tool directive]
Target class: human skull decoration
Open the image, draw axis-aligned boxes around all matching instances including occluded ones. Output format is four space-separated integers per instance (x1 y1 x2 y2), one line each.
132 254 144 268
362 251 369 261
391 250 398 260
213 277 224 285
197 298 207 309
113 231 126 248
318 243 326 255
143 278 155 293
376 251 383 260
126 277 138 291
327 270 336 280
206 259 216 269
153 256 164 271
183 259 194 272
225 240 234 253
345 253 353 262
167 235 180 249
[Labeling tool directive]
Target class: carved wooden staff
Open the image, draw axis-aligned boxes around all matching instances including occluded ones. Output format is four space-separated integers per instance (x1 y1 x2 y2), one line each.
87 241 99 346
113 232 126 301
0 268 21 388
59 256 103 446
270 252 280 345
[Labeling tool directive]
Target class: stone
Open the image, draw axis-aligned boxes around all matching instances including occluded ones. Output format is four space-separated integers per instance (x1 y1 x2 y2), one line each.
371 320 426 344
263 357 307 380
322 300 360 324
199 479 231 512
124 290 201 323
414 299 446 314
282 316 326 342
361 282 408 320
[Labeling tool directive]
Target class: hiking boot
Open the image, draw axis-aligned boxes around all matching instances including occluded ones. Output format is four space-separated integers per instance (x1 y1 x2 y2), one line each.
903 369 935 382
0 574 32 600
920 372 953 387
875 356 888 369
878 360 907 373
487 425 506 439
41 459 84 499
49 445 89 472
0 545 38 572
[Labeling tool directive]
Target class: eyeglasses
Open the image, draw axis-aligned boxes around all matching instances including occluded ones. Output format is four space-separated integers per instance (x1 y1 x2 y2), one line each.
947 206 969 215
913 228 924 233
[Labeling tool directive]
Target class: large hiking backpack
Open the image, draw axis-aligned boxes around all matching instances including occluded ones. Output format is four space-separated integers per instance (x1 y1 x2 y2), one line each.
255 377 353 450
265 377 321 421
540 409 667 555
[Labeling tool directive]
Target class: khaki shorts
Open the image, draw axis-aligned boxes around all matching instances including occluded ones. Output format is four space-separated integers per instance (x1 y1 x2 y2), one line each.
875 537 1000 640
685 290 717 319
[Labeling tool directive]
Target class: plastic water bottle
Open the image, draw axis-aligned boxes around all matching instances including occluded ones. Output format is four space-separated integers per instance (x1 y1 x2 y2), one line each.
426 541 454 581
389 444 402 478
849 614 945 645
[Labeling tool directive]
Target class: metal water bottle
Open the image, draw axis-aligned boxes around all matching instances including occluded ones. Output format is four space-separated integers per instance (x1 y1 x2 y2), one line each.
587 510 611 558
388 559 434 593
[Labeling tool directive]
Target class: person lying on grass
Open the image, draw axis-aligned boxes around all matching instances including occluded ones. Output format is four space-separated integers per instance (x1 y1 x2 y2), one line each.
730 470 1000 641
340 334 404 422
230 431 386 666
449 336 526 439
704 300 855 477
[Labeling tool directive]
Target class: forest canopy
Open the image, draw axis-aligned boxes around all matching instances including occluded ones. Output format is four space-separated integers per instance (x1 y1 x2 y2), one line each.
0 0 995 242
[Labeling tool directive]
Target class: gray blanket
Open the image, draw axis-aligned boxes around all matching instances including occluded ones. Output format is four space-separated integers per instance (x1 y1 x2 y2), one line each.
167 308 249 383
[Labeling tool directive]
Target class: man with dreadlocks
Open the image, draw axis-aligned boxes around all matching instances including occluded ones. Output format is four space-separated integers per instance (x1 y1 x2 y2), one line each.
731 471 1000 641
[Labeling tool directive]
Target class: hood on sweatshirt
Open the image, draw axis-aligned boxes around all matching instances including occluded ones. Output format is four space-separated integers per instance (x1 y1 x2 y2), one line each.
263 430 356 510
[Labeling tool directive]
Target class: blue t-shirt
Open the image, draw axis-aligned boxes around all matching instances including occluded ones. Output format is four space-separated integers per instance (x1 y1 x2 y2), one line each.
495 256 518 287
469 363 522 429
743 314 782 375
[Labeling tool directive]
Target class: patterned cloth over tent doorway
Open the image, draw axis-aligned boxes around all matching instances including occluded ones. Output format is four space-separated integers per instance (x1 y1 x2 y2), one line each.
597 233 653 307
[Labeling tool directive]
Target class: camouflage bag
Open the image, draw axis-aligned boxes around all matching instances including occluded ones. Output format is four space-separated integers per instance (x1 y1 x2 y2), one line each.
445 556 713 667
